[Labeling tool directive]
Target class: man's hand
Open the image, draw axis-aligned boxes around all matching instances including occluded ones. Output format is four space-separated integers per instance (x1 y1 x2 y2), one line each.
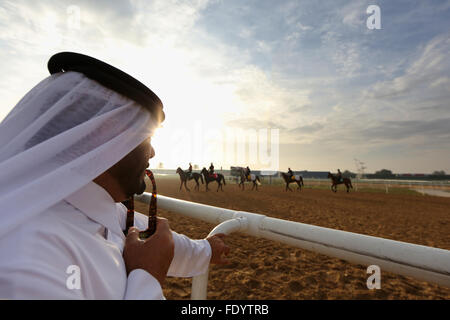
206 233 230 265
123 217 174 286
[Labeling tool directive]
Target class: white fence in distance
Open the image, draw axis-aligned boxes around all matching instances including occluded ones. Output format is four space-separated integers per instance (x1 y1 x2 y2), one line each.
155 172 450 195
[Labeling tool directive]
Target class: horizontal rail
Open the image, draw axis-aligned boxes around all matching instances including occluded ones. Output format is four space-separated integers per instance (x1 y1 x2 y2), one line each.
135 193 450 289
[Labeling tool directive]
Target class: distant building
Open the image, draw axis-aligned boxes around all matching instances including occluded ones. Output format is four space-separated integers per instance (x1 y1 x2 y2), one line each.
230 166 242 176
297 170 329 179
230 166 279 177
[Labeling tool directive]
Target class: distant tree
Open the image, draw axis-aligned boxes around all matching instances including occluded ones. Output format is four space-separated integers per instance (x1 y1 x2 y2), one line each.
193 164 199 170
343 170 356 178
432 170 446 176
157 162 164 169
374 169 394 178
375 169 392 175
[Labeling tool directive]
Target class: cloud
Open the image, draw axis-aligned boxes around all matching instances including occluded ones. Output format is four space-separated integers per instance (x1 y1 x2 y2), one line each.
296 22 313 32
288 123 324 134
361 118 450 142
366 33 450 100
340 1 367 27
283 32 450 151
319 30 363 77
225 118 285 129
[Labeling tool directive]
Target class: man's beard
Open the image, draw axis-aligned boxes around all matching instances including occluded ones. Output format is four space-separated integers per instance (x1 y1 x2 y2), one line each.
106 141 150 199
122 177 146 198
136 180 146 195
113 168 147 199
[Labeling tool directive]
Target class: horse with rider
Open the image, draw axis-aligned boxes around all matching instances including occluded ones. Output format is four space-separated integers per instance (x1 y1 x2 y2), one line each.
238 166 261 191
281 168 304 191
201 163 226 191
176 163 203 191
328 169 353 193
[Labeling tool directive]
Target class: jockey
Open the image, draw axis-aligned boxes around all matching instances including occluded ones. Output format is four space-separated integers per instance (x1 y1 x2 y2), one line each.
209 163 215 176
187 162 192 178
288 167 294 177
288 168 294 181
246 166 251 180
337 169 342 183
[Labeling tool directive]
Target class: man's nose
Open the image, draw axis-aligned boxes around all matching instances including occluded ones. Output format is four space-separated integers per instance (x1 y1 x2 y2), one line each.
148 144 155 159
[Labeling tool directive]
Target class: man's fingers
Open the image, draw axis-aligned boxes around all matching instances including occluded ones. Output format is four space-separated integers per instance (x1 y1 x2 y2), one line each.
127 226 139 235
143 217 172 243
216 235 230 256
214 233 227 239
154 217 170 234
218 254 230 265
220 245 230 264
125 227 141 244
206 233 232 265
156 217 169 227
143 217 169 237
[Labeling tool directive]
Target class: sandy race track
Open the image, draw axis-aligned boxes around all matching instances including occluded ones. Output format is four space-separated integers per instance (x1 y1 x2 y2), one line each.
134 177 450 300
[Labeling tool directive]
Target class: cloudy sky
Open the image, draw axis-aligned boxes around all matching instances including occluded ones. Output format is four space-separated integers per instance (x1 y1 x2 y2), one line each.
0 0 449 173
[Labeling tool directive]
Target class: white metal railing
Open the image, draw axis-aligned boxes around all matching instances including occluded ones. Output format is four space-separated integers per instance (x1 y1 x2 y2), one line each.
135 193 450 299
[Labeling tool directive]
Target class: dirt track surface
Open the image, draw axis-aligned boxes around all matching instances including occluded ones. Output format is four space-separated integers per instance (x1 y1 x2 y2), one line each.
135 177 450 300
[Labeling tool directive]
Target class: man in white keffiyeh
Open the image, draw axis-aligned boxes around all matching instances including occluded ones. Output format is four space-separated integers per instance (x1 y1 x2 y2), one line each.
0 52 229 299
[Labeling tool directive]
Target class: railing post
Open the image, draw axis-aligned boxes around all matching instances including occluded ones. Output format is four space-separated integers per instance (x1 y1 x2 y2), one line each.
191 217 248 300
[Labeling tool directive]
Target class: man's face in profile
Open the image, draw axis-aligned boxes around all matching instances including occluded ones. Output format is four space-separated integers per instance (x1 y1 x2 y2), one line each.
108 137 154 198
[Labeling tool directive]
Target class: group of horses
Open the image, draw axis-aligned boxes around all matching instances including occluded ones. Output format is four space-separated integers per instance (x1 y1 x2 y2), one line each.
175 167 353 193
176 167 226 192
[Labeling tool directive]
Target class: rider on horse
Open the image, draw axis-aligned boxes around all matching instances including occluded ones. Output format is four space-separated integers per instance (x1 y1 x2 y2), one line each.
337 169 343 183
246 166 251 180
209 163 215 177
288 167 294 180
187 162 192 178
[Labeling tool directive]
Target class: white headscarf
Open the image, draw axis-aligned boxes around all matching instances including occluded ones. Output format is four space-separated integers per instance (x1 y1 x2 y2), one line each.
0 71 158 239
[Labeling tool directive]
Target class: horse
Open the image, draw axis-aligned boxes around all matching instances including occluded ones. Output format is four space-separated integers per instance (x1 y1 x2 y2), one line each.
281 172 304 191
238 167 261 191
176 167 204 191
201 167 226 192
327 172 353 193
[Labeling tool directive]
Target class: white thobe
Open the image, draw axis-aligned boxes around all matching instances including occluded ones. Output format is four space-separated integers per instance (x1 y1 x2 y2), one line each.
0 181 211 299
